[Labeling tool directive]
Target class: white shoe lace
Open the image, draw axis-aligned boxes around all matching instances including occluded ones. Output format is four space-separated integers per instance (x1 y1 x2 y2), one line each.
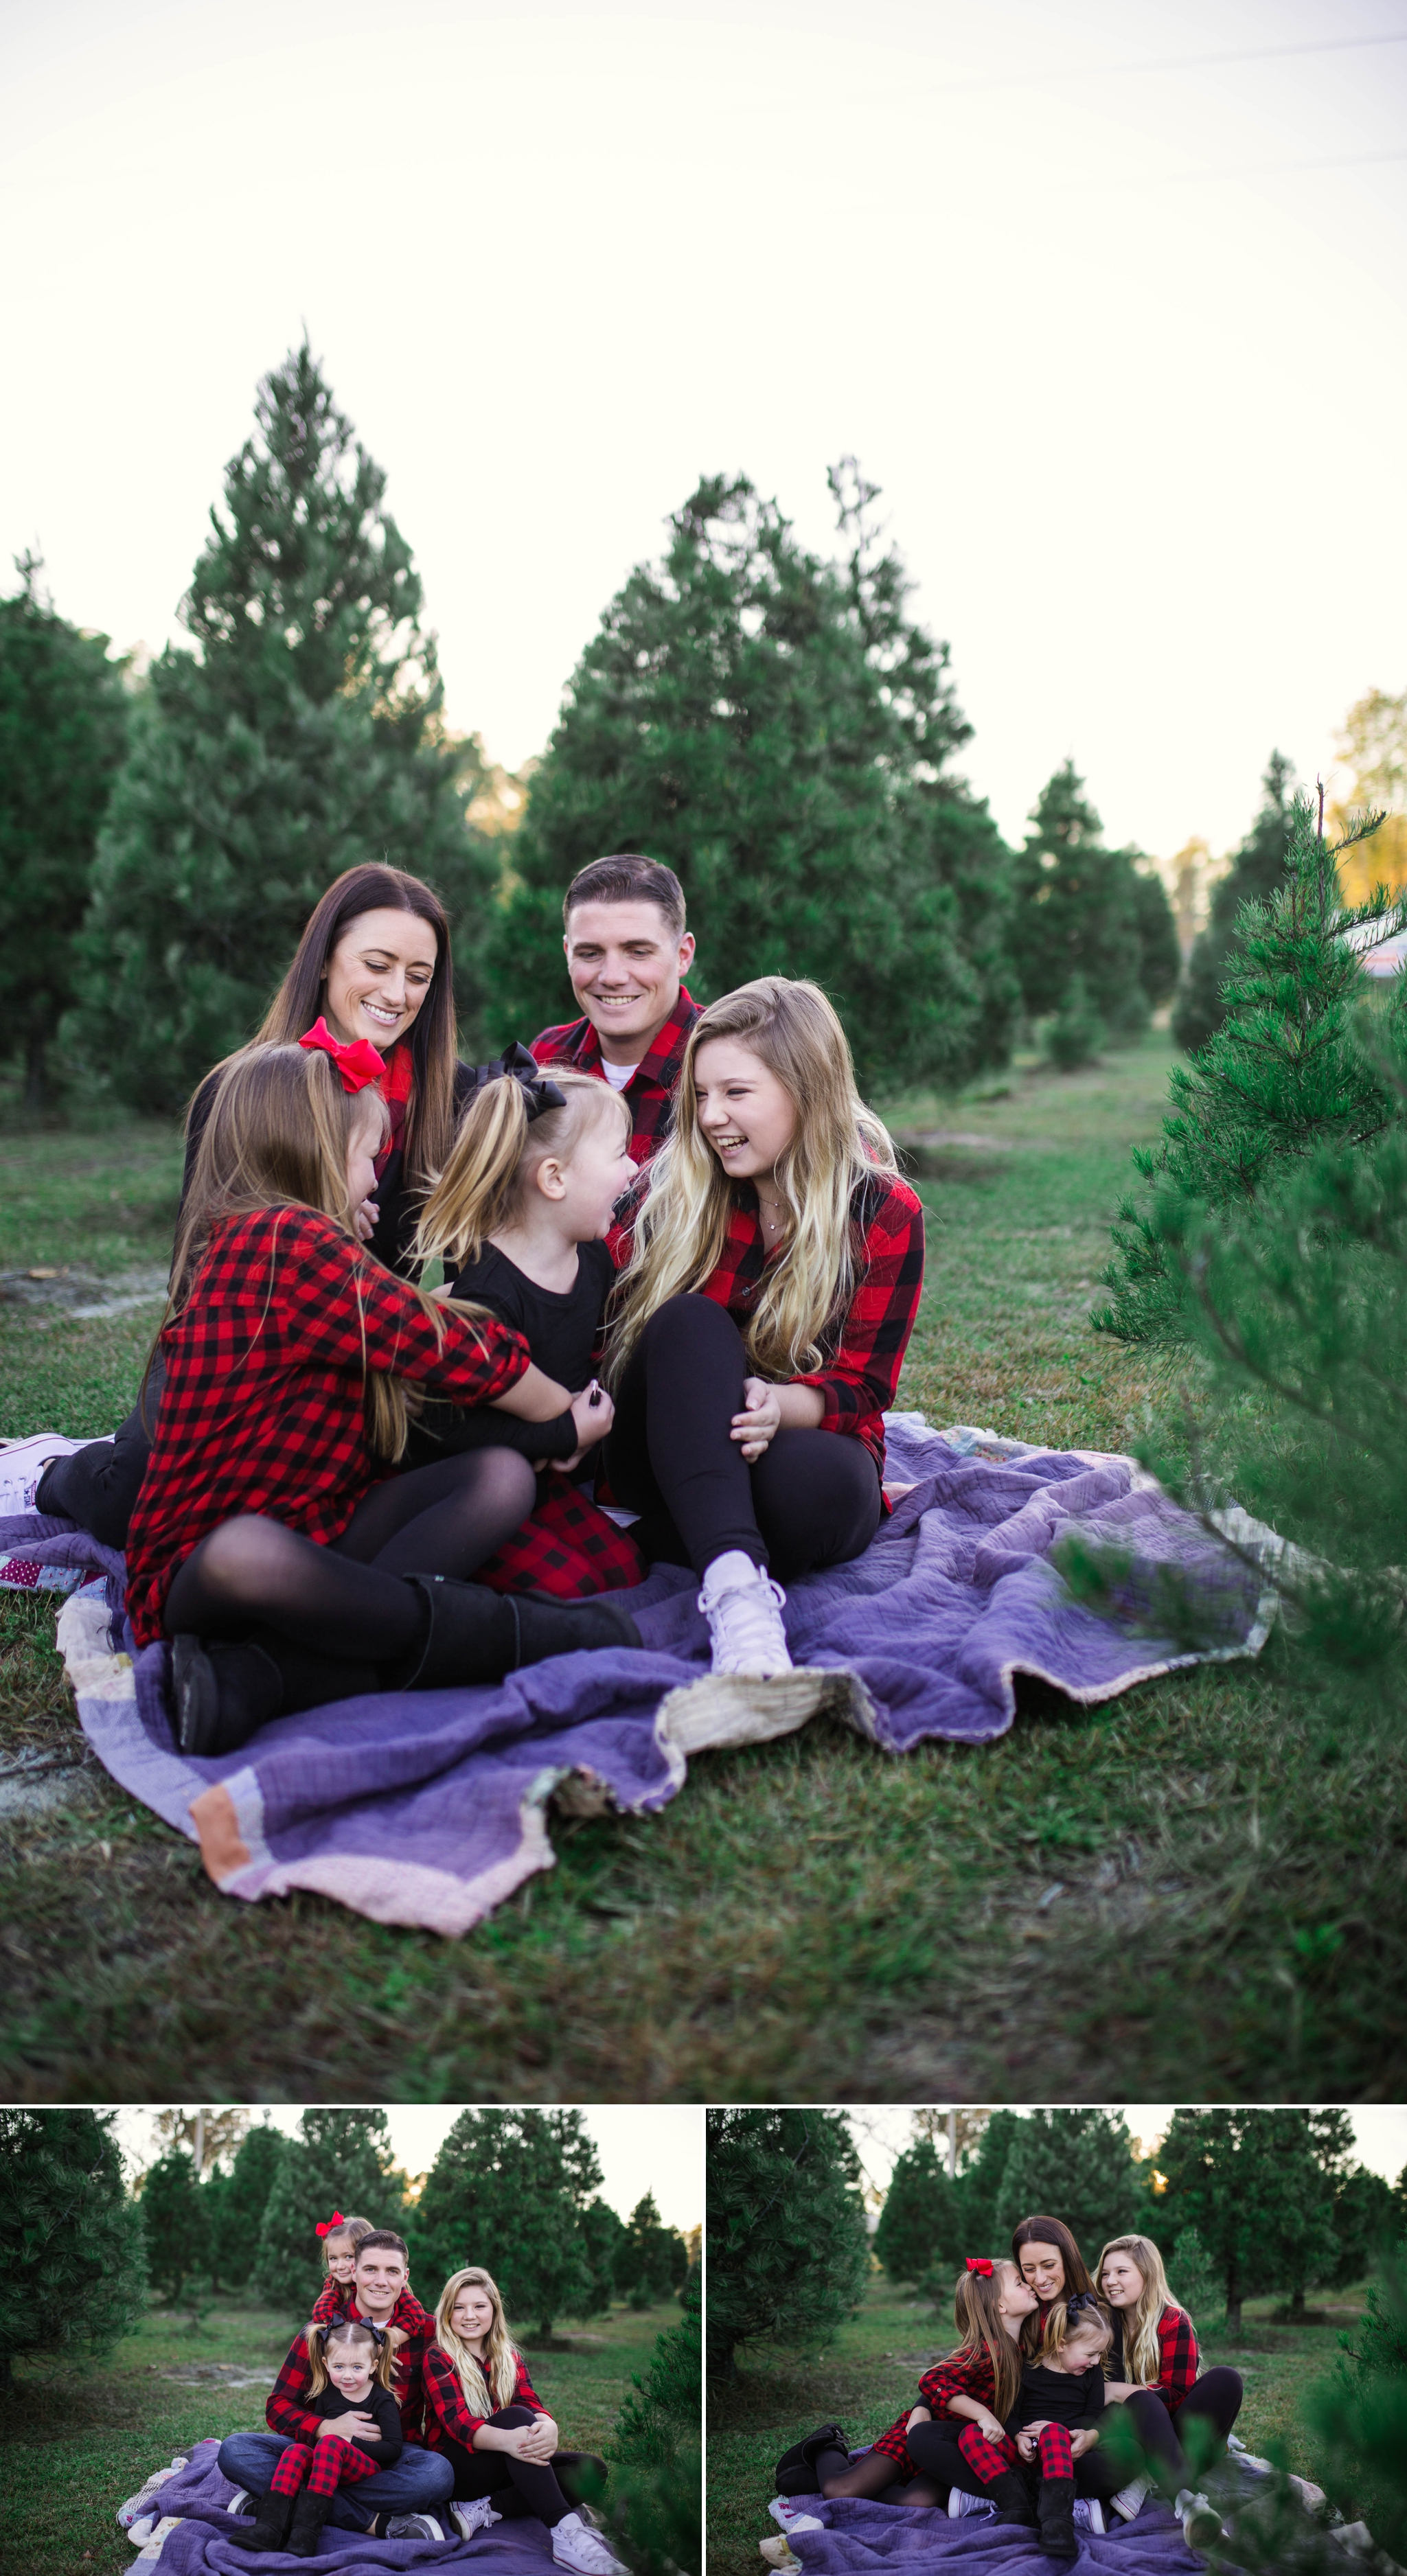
553 2512 628 2574
698 1569 792 1676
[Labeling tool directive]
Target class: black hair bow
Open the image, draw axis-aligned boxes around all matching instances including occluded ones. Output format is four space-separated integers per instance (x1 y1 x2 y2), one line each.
468 1040 566 1122
1066 2291 1101 2323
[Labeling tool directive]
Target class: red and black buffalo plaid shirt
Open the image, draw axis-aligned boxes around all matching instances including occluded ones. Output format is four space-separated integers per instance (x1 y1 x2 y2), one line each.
1112 2303 1198 2413
422 2345 545 2454
268 2290 437 2446
871 2345 997 2467
124 1205 529 1647
530 987 701 1167
310 2277 355 2327
676 1169 925 1473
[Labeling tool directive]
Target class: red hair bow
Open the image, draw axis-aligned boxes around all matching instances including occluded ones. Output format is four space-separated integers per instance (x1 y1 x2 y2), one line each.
300 1017 387 1094
965 2257 994 2277
315 2211 347 2239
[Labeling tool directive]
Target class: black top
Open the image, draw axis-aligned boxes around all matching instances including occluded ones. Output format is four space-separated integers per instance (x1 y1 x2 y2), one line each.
443 1239 615 1394
182 1058 478 1278
1009 2360 1106 2434
303 2376 404 2465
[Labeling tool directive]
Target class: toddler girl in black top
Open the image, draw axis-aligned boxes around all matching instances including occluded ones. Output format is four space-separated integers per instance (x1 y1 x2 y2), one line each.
236 2317 401 2557
411 1050 637 1478
952 2293 1111 2562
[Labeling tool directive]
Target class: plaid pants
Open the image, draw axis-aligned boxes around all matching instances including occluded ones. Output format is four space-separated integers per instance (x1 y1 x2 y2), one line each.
957 2422 1075 2484
269 2437 381 2498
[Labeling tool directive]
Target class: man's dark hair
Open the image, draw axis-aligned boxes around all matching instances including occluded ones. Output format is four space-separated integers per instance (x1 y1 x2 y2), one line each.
564 853 686 938
354 2229 409 2263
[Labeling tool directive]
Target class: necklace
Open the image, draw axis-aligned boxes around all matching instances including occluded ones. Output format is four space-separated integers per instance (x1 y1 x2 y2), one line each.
756 1188 786 1242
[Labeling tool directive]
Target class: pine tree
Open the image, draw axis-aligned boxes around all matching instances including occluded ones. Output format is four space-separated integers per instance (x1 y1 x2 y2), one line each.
488 464 1018 1094
952 2111 1028 2258
0 2109 146 2389
1009 762 1175 1040
613 2193 685 2310
213 2122 288 2292
993 2110 1142 2265
71 342 498 1110
1157 2109 1343 2333
1173 752 1295 1053
606 2275 702 2576
873 2137 963 2285
0 554 128 1109
1095 789 1402 1346
407 2109 603 2336
1308 2246 1407 2565
706 2108 869 2380
140 2147 211 2302
253 2109 401 2313
580 2197 628 2318
1329 2170 1403 2290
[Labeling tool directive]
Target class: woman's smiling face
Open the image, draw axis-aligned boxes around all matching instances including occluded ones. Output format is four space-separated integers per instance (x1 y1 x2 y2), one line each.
323 907 438 1053
450 2284 496 2346
1018 2240 1068 2302
1099 2251 1144 2310
693 1037 797 1184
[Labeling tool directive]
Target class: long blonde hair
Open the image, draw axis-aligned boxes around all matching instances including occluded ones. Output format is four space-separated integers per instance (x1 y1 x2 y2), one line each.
938 2260 1026 2420
606 978 897 1385
164 1044 461 1462
433 2266 521 2416
306 2315 397 2397
414 1070 630 1276
1097 2234 1182 2385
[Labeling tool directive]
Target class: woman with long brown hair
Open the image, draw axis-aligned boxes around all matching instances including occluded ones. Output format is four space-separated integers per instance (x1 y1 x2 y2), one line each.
37 863 479 1545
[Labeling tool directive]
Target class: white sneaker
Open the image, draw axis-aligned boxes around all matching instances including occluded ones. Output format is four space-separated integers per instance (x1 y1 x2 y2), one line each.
948 2489 991 2518
699 1556 792 1676
1082 2499 1106 2534
551 2509 630 2575
1177 2489 1224 2549
1109 2477 1150 2523
450 2499 503 2538
759 2540 801 2571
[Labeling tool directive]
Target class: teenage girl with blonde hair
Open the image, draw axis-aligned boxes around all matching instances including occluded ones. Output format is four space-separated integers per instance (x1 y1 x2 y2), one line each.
1097 2233 1244 2542
421 2267 621 2572
604 978 925 1675
125 1038 639 1758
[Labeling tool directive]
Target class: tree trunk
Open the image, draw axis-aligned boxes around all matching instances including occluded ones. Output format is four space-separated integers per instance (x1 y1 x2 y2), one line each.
0 2350 11 2391
1289 2284 1305 2321
1225 2288 1242 2334
23 1026 45 1116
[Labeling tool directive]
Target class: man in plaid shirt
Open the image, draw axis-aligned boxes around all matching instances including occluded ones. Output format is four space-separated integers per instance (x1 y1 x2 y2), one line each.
529 853 700 1166
218 2232 455 2537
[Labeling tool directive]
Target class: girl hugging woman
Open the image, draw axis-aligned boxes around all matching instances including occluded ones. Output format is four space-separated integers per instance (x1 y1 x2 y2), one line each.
421 2268 624 2571
310 2215 375 2324
127 1039 639 1758
605 977 925 1677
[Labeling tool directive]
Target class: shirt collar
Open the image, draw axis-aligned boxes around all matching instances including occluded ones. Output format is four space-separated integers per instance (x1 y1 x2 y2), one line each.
571 985 700 1086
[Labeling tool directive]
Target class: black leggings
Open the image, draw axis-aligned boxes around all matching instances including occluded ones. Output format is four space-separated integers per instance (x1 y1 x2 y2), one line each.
163 1450 538 1665
605 1294 882 1582
1116 2373 1244 2484
903 2421 1121 2506
36 1359 165 1550
434 2407 602 2524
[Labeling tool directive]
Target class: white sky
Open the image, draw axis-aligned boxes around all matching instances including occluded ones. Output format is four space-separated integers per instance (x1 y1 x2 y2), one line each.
110 2104 702 2235
3 0 1405 864
843 2105 1407 2200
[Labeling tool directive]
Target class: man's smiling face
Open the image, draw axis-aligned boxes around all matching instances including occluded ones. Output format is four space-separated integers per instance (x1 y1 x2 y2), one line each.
564 899 695 1063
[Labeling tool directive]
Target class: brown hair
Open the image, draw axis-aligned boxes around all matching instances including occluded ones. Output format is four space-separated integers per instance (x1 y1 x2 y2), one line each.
564 853 686 938
356 2229 411 2265
306 2316 397 2397
321 2215 376 2274
253 862 458 1200
413 1068 630 1274
935 2262 1025 2419
1010 2216 1099 2356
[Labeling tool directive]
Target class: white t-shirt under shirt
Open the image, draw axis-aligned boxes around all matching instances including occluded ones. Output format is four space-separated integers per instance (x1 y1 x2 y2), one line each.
602 1059 639 1091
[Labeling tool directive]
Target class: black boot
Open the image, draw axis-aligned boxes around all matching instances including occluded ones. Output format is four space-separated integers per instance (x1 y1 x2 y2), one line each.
396 1573 640 1688
172 1634 378 1758
286 2487 335 2557
992 2467 1038 2528
774 2424 849 2489
230 2485 297 2551
1037 2474 1079 2564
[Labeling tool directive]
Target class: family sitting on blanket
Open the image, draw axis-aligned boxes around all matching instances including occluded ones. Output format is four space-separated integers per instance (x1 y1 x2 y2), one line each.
34 851 924 1755
217 2218 621 2565
776 2214 1244 2561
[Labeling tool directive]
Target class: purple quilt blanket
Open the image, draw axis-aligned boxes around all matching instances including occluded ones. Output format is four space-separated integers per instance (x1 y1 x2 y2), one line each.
0 1417 1269 1935
779 2491 1202 2576
137 2439 554 2569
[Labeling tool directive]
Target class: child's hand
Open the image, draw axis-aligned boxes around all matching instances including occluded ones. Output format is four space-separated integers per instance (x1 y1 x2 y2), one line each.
731 1377 781 1460
354 1197 378 1243
1016 2426 1041 2459
1070 2428 1098 2459
974 2411 1005 2446
551 1381 615 1473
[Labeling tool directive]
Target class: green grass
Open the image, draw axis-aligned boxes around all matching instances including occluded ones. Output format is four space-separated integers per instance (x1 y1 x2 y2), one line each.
705 2270 1365 2576
1 2290 677 2576
1 1035 1404 2100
